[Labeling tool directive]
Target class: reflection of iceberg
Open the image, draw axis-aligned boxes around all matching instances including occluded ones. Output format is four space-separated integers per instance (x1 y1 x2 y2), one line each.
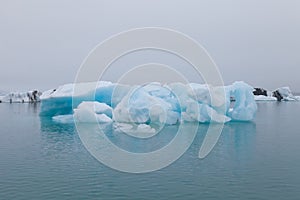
196 121 256 159
39 117 81 158
75 122 198 173
222 122 256 161
40 81 257 123
40 116 76 133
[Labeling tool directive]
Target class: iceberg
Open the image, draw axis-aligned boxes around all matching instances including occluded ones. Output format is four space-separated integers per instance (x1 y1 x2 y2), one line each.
53 101 113 124
73 101 113 123
40 81 130 116
0 90 42 103
227 81 257 121
41 81 257 124
273 87 299 101
76 101 112 118
252 86 299 101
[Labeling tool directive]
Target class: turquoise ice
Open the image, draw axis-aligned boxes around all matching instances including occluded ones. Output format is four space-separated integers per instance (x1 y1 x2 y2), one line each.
40 81 257 123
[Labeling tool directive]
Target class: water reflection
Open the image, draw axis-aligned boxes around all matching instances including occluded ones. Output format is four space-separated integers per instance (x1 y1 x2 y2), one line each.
223 122 256 151
75 122 198 173
216 121 256 164
28 102 39 114
39 117 256 166
39 117 80 159
2 102 297 199
40 117 75 134
109 124 180 153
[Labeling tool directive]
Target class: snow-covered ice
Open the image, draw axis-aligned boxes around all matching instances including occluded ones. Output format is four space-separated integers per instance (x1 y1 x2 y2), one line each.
252 86 299 101
0 90 42 103
52 101 113 124
254 95 277 101
76 101 112 118
74 101 113 123
113 123 157 138
40 81 130 116
276 87 299 101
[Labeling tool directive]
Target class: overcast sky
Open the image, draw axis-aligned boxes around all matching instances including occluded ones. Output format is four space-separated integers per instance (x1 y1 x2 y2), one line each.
1 0 300 92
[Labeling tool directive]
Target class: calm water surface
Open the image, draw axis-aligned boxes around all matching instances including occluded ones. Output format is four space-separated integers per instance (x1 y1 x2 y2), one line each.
0 102 300 200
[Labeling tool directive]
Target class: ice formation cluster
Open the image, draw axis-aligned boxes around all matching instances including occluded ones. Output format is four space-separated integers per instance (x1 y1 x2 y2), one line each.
41 81 257 124
254 87 300 101
0 90 42 103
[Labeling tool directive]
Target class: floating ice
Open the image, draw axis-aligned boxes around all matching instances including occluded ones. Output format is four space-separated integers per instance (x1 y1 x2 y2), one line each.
113 123 156 138
136 124 156 134
52 102 113 124
52 114 74 123
252 86 299 101
254 95 277 101
0 90 42 103
42 81 258 124
275 87 299 101
40 81 130 116
227 81 257 121
76 101 112 118
74 101 112 123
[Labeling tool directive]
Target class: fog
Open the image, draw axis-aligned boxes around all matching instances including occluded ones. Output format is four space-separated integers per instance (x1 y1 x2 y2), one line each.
1 0 299 92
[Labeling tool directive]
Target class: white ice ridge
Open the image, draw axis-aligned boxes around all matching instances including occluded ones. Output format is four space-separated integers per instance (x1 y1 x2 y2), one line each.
42 81 257 124
276 87 300 101
0 90 42 103
253 86 300 101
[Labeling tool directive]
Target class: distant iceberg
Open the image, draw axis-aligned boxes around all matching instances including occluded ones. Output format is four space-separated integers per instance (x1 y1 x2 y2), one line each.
273 87 300 101
253 87 300 101
0 90 42 103
41 81 257 124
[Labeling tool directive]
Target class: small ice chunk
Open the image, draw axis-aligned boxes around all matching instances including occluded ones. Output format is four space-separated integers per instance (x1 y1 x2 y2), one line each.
254 95 277 101
74 107 98 123
77 101 112 117
96 114 113 123
114 123 156 138
73 101 112 123
114 123 134 131
136 124 156 134
52 114 74 123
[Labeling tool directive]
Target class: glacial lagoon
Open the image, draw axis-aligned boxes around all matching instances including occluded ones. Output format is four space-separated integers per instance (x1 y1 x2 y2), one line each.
0 102 300 200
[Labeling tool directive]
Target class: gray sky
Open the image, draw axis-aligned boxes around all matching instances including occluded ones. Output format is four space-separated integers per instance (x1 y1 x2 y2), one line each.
1 0 300 92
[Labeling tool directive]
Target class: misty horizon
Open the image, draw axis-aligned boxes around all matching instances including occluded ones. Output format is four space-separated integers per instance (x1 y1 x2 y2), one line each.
1 0 300 92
